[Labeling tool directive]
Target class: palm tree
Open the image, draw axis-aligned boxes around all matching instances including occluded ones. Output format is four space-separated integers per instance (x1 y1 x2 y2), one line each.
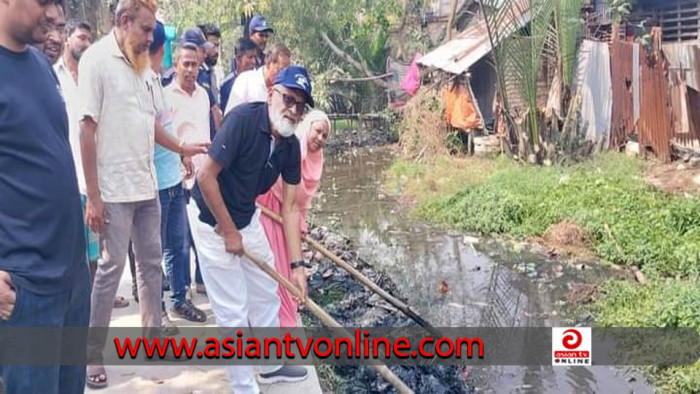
479 0 583 161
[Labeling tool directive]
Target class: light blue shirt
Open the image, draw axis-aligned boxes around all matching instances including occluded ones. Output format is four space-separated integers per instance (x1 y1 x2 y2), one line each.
151 71 183 190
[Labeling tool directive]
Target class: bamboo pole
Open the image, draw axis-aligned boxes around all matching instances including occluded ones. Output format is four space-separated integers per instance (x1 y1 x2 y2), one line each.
256 204 435 329
242 249 415 394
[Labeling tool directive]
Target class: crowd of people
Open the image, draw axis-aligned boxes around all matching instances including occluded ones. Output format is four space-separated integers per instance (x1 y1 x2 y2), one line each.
0 0 331 393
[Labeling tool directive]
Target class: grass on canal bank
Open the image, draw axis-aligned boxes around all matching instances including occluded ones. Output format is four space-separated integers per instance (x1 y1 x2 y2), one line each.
592 279 700 393
386 152 700 393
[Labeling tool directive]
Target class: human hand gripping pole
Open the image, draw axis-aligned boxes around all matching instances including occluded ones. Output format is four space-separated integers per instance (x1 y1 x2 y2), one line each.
241 248 414 394
214 224 244 256
290 266 308 304
255 203 436 330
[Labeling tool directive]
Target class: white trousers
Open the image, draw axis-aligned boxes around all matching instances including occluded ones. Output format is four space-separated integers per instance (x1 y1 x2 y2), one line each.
187 203 281 394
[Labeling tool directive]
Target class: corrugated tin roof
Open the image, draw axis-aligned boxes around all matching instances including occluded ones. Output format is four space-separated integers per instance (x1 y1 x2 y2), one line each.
418 0 532 75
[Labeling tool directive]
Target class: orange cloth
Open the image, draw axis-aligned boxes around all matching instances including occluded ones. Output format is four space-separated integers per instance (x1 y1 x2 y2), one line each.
443 83 482 129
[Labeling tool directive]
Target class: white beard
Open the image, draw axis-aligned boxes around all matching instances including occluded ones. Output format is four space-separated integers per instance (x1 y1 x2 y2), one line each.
270 111 297 137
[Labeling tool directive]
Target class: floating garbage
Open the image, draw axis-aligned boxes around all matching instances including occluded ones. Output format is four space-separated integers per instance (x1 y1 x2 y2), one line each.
463 236 480 244
304 225 467 393
438 279 450 294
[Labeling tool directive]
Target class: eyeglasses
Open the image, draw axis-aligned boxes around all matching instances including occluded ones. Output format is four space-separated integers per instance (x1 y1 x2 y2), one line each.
273 88 307 114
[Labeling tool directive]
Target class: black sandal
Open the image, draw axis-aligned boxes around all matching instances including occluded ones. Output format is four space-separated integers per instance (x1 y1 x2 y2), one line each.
171 301 206 323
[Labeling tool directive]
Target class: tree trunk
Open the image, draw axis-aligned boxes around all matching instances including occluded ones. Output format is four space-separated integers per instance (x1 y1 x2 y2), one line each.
444 0 459 42
320 32 388 89
390 0 409 34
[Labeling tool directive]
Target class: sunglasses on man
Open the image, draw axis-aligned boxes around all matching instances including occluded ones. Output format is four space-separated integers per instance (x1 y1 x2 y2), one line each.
273 88 307 114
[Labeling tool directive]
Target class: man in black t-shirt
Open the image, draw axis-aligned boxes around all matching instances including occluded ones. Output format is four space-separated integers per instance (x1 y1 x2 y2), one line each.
188 66 314 392
0 1 89 393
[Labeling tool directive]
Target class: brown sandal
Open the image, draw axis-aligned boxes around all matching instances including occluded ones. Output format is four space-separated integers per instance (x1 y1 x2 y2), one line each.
86 371 108 389
113 296 130 309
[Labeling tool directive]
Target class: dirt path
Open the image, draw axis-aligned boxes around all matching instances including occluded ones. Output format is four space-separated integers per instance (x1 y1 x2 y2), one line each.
645 161 700 195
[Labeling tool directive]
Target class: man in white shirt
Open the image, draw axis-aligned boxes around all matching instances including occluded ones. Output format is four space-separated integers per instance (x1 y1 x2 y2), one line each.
223 43 291 115
166 43 211 186
78 0 206 389
53 21 95 279
55 19 132 310
165 42 213 296
53 20 129 308
54 20 92 197
147 22 207 325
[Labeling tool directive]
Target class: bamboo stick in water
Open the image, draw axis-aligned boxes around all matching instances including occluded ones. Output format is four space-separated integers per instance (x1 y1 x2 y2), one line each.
242 248 415 394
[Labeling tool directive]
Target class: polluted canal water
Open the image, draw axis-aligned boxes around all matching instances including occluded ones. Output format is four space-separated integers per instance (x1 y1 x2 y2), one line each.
304 146 654 393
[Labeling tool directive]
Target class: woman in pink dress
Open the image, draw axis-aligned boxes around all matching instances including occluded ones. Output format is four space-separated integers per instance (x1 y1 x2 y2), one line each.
257 110 331 327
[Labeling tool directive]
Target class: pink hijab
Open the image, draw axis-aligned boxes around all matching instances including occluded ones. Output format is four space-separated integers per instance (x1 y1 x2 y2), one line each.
270 110 331 232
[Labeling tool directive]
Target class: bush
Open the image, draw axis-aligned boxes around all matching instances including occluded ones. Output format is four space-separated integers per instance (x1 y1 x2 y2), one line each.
414 153 700 278
592 279 700 393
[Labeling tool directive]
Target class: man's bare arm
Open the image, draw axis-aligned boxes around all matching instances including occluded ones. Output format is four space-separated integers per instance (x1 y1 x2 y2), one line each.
154 121 209 157
281 182 303 262
79 117 105 233
282 181 307 299
212 104 223 131
80 117 99 199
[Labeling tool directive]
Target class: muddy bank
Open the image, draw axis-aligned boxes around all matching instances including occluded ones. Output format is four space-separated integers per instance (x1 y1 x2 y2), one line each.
645 160 700 196
325 125 397 156
302 225 471 393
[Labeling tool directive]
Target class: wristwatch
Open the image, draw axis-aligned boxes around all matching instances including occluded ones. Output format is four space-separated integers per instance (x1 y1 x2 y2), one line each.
290 260 312 270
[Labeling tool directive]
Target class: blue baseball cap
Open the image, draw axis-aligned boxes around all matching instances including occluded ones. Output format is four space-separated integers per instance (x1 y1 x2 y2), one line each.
149 20 165 52
273 66 314 108
180 27 213 49
249 15 274 35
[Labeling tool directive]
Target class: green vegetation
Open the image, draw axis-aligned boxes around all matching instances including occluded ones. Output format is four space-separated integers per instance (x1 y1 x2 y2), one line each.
310 282 346 307
388 153 700 392
592 279 700 393
480 0 584 160
390 153 700 278
162 0 410 112
333 119 355 133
